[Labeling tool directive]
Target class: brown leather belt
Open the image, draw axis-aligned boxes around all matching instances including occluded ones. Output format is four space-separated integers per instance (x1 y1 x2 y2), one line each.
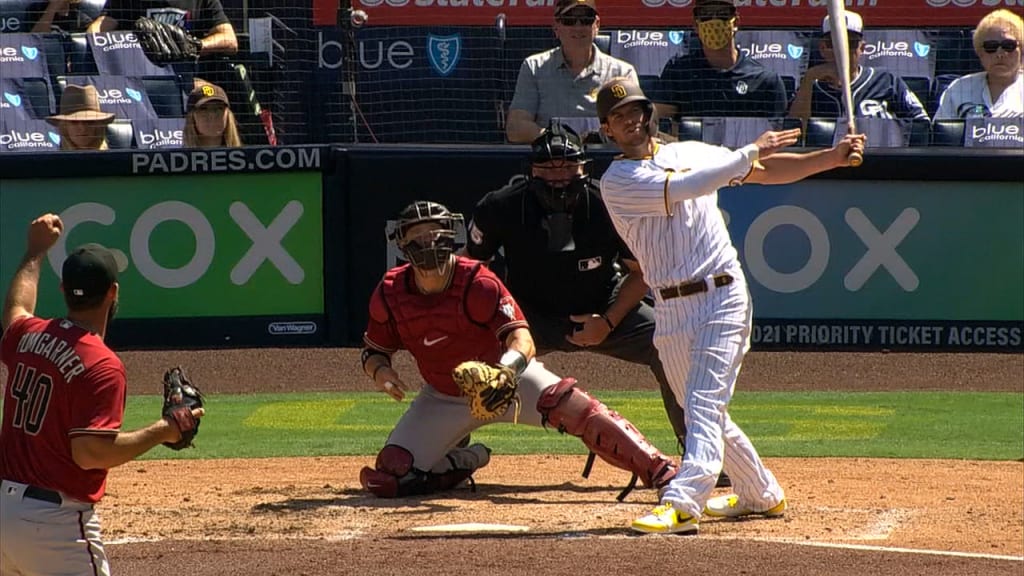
24 485 62 505
658 274 734 301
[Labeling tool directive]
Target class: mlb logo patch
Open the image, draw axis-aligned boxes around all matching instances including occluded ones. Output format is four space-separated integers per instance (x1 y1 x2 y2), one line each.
578 256 602 271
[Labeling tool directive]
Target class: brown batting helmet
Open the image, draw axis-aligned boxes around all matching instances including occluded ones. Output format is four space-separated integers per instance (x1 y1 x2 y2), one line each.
595 78 658 135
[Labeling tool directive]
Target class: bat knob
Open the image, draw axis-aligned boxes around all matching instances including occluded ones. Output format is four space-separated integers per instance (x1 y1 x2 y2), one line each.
848 151 863 167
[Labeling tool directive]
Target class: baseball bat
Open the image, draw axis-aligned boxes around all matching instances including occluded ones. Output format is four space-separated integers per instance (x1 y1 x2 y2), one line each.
826 0 863 167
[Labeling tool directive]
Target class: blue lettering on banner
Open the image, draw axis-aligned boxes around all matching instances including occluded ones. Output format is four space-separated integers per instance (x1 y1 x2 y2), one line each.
427 34 461 76
0 34 49 78
0 116 60 152
89 32 176 77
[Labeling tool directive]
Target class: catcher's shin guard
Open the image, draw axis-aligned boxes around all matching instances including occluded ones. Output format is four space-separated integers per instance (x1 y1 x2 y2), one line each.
537 378 678 496
360 444 489 498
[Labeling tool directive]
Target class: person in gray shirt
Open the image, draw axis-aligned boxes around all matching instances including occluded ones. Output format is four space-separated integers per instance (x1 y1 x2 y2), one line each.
506 0 637 143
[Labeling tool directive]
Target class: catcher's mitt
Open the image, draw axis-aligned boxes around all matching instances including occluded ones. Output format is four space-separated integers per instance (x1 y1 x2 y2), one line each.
134 17 202 63
162 366 204 450
452 361 520 421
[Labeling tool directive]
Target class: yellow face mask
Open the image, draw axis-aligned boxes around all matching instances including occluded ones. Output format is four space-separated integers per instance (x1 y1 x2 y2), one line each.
696 17 737 51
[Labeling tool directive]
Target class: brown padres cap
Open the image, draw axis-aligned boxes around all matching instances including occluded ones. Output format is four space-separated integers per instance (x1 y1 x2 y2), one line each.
596 78 651 121
187 83 230 111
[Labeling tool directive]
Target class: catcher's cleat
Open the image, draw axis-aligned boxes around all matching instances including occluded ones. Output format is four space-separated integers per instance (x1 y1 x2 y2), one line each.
631 503 699 535
359 466 398 498
704 494 787 519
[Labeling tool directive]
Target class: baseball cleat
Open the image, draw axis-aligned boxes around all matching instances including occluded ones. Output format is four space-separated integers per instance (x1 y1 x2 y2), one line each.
704 494 787 518
630 503 699 535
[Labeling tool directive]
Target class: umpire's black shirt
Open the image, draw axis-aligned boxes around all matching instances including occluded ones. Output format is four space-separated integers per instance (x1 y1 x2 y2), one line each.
650 50 788 118
466 177 630 316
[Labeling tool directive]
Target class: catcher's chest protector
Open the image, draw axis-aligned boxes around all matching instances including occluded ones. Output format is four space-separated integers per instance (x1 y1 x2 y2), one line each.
381 262 501 395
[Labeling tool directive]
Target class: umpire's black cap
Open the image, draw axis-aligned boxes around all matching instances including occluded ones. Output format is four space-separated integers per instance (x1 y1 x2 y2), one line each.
62 244 118 306
596 78 652 122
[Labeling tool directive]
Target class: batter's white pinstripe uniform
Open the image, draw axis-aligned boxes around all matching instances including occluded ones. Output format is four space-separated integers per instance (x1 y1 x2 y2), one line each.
600 140 785 520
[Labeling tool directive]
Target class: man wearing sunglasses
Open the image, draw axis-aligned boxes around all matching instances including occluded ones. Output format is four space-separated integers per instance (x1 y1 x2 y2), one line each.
650 0 788 121
506 0 637 143
788 11 929 127
935 8 1022 120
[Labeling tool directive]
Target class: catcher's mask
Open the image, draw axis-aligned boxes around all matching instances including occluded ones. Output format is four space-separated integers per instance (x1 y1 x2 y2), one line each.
387 201 463 274
596 78 659 137
527 121 590 214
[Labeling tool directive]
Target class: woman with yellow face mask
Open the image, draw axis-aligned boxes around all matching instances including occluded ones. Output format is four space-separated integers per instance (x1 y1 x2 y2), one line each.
650 0 788 121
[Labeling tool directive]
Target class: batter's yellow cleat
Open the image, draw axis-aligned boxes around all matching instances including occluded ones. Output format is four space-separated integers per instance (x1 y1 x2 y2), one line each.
630 503 699 535
704 494 787 518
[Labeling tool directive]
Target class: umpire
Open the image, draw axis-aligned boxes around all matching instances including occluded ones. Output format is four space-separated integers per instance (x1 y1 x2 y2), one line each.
466 122 728 487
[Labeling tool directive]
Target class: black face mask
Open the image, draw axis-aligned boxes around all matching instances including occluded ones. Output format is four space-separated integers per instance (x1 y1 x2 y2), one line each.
529 176 587 214
400 230 456 273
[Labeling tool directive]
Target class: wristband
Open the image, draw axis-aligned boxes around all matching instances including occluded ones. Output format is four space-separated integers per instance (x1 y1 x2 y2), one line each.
498 349 529 378
598 313 616 331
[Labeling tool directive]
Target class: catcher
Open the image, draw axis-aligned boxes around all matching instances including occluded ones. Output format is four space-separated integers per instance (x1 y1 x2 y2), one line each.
358 201 678 499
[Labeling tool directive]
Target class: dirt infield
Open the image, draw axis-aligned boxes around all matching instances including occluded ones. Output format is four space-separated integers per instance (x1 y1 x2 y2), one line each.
13 350 1024 575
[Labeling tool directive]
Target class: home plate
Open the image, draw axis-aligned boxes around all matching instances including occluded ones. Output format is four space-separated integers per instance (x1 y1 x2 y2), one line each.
409 523 530 534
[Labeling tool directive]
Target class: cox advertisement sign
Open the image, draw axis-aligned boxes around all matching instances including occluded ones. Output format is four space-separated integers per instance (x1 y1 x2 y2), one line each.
0 173 324 320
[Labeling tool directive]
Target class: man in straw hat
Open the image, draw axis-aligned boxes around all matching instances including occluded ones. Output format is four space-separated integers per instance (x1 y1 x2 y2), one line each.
46 84 116 150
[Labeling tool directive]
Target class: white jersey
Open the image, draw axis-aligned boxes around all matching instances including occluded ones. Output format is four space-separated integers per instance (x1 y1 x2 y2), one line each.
599 140 757 290
935 71 1024 120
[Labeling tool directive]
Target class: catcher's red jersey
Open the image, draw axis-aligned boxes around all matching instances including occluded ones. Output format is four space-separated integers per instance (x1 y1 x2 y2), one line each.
0 315 126 503
364 258 528 396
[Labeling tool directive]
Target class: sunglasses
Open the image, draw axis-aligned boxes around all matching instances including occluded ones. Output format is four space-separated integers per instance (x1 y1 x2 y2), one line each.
982 39 1019 54
557 13 596 26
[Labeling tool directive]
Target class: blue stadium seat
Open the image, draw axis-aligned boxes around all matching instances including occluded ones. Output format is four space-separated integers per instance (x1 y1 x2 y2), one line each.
903 76 933 117
931 120 965 146
675 117 702 142
930 73 960 115
141 77 186 117
66 33 98 74
20 77 52 118
907 119 931 147
106 118 134 149
805 117 836 148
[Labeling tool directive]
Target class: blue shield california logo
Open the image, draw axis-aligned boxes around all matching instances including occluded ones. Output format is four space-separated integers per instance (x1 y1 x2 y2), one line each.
427 34 461 77
913 41 931 58
787 44 804 59
3 92 21 107
668 31 684 46
48 132 60 145
21 46 39 60
126 87 143 102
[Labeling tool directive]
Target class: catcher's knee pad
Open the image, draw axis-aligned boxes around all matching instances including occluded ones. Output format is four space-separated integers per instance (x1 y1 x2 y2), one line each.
375 444 414 477
537 378 677 489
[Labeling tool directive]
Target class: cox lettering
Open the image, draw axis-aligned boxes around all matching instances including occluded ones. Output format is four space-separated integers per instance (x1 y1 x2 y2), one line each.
739 205 920 293
317 32 415 70
51 201 306 289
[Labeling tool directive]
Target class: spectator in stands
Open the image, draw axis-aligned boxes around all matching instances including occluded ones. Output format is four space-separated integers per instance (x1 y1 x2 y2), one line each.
789 11 929 125
86 0 238 56
27 0 86 33
936 9 1023 120
506 0 636 143
184 83 242 147
651 0 788 120
46 84 115 151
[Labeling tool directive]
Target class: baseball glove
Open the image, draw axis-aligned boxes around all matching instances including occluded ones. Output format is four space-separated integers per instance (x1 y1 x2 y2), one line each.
134 17 202 63
452 361 520 421
162 366 204 450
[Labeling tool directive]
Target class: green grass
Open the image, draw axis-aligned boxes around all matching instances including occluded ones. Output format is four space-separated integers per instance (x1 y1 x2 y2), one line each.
127 391 1024 461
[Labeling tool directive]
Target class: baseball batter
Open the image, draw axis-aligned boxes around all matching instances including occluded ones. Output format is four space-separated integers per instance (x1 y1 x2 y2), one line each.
1 214 202 575
594 79 865 534
357 200 678 499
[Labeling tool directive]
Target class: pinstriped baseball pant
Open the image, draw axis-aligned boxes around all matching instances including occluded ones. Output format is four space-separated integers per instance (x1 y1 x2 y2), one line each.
652 275 785 519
